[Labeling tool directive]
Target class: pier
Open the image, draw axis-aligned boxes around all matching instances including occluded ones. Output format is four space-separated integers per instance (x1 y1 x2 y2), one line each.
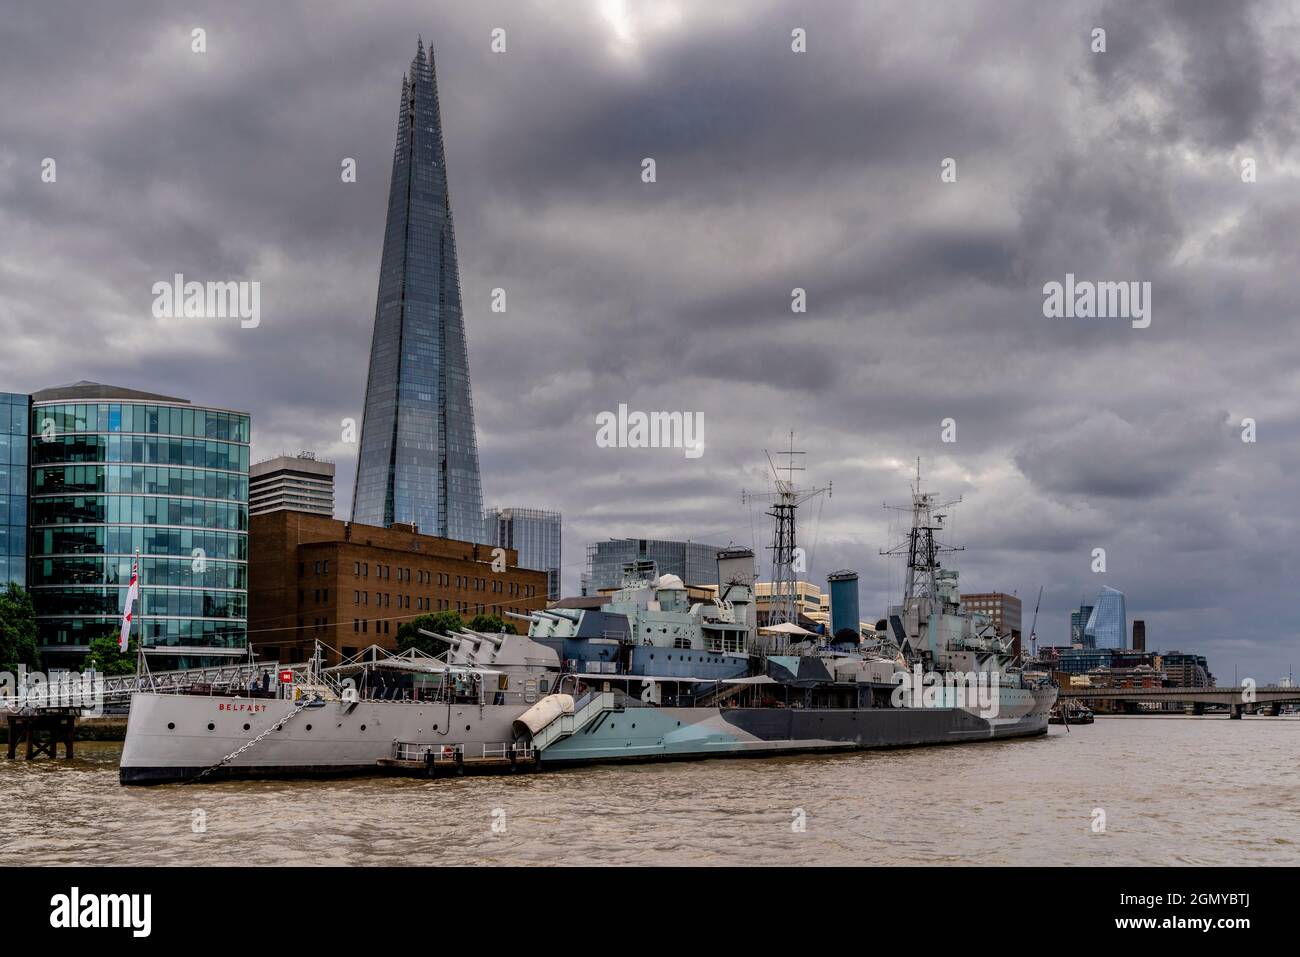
377 741 538 777
5 709 77 760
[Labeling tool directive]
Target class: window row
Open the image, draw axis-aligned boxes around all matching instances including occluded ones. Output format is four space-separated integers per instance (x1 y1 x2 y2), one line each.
30 495 247 531
28 556 247 590
38 616 246 648
33 586 246 619
30 526 248 561
32 465 247 502
33 403 249 442
31 434 248 472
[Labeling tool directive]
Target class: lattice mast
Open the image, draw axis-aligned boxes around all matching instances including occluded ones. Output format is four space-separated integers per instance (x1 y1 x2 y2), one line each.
742 433 831 626
880 458 964 610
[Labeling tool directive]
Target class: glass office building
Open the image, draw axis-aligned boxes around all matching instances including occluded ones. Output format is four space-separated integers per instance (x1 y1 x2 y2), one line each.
28 383 249 669
1084 586 1127 650
486 507 562 600
0 392 30 588
352 39 486 542
1070 605 1094 646
585 539 726 594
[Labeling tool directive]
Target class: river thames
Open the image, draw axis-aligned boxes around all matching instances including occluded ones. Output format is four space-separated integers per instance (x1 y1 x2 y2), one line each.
2 717 1296 866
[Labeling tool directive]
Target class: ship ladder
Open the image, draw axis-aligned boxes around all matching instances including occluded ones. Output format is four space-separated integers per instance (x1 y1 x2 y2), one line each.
187 696 317 784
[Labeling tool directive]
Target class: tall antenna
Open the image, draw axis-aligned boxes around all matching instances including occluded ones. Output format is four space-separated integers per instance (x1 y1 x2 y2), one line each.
880 458 964 605
742 432 831 627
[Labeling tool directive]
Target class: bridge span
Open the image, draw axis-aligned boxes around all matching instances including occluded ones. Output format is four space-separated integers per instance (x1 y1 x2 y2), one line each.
1057 685 1300 717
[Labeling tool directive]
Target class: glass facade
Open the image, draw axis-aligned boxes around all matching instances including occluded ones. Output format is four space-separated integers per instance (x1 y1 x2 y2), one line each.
352 40 486 543
486 507 562 600
0 393 30 587
1070 605 1094 646
586 539 725 593
28 395 249 668
1084 586 1127 650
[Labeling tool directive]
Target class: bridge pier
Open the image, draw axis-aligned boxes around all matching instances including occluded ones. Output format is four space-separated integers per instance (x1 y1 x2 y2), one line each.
1191 702 1205 716
1229 705 1243 719
1268 703 1282 716
5 712 77 760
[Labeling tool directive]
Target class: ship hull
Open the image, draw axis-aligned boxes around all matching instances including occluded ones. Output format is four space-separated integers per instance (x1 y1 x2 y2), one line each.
118 692 529 784
119 685 1055 784
538 686 1055 765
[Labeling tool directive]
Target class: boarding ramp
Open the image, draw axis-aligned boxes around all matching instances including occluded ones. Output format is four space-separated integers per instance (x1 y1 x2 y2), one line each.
514 691 620 751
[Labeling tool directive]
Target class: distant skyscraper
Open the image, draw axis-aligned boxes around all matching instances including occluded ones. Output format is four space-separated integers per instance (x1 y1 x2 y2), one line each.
1084 586 1127 650
352 39 486 542
1070 605 1094 647
486 507 562 601
1132 618 1146 652
584 539 725 594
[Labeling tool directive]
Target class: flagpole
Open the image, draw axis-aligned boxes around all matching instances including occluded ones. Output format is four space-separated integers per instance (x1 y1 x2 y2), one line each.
132 548 144 680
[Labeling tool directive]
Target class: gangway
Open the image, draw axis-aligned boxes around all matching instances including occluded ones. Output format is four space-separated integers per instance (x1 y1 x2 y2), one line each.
1 661 302 713
515 691 620 751
97 660 299 704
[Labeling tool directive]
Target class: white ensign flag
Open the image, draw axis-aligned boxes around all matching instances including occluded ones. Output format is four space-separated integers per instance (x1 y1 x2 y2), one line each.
119 561 139 651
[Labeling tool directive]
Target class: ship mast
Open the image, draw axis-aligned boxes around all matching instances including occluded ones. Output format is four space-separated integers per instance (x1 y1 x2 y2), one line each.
742 433 830 628
880 458 963 610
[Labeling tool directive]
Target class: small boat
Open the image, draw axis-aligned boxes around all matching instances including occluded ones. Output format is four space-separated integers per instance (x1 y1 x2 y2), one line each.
1049 702 1094 725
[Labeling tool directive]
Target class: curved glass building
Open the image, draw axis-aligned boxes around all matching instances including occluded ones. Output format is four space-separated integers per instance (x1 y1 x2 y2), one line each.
1084 585 1127 651
28 382 249 669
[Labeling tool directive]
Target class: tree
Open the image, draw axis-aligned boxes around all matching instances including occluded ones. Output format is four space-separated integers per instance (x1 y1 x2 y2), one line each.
468 614 516 635
395 611 464 655
0 582 40 674
84 633 139 676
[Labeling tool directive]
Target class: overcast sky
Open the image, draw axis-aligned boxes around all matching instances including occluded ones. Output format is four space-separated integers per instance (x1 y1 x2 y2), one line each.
2 0 1298 680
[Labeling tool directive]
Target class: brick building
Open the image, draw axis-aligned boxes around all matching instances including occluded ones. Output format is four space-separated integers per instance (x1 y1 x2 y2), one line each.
249 512 547 665
960 591 1023 656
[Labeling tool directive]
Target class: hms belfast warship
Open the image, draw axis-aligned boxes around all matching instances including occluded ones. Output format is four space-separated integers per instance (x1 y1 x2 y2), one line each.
119 457 1055 784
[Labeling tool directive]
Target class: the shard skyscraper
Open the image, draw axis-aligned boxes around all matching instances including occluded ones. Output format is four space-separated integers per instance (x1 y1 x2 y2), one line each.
352 39 486 542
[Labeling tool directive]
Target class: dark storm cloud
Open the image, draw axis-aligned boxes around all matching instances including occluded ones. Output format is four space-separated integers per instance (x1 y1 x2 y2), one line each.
2 0 1299 679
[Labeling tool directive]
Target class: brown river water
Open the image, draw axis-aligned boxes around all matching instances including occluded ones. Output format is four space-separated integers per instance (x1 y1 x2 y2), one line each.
2 717 1297 866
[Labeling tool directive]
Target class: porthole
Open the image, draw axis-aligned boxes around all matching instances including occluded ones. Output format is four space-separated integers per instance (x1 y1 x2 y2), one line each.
465 724 471 731
243 723 250 731
305 724 312 731
433 724 438 730
360 724 367 731
167 722 175 730
206 722 215 731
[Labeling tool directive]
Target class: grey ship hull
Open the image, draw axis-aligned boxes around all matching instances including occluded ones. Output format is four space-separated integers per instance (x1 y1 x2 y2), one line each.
538 686 1055 766
119 684 1054 784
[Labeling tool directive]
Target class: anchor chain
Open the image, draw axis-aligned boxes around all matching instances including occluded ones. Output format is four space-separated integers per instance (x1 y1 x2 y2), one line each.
188 695 316 784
